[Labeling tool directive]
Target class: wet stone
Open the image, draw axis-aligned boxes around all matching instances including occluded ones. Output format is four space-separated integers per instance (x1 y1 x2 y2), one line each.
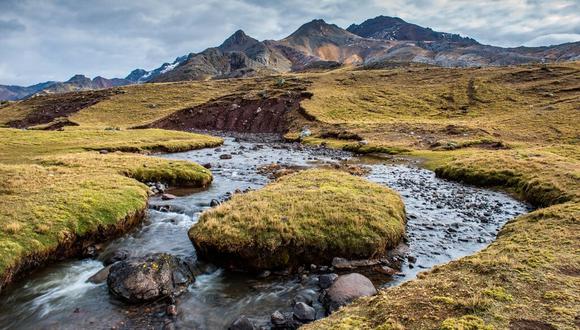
293 302 315 323
229 315 255 330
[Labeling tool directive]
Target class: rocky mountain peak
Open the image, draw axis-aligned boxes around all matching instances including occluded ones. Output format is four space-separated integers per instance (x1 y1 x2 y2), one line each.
66 74 91 84
219 29 260 52
289 19 352 38
347 15 478 44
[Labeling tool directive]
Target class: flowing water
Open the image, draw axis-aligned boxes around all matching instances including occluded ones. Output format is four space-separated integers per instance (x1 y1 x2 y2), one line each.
0 137 530 329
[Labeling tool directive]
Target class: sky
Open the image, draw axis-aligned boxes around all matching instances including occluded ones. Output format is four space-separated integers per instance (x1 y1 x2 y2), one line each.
0 0 579 86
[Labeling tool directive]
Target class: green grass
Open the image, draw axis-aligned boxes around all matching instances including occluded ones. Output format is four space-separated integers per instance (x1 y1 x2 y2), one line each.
0 128 223 164
0 127 220 289
189 169 406 270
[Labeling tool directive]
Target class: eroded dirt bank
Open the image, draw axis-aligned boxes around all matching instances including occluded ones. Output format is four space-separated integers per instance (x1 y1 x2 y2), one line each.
7 89 118 129
140 92 312 133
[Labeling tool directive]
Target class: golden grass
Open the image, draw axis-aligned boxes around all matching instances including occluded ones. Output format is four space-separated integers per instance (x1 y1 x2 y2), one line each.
189 169 406 270
305 147 580 329
0 128 222 164
298 63 579 329
296 63 580 149
69 80 241 128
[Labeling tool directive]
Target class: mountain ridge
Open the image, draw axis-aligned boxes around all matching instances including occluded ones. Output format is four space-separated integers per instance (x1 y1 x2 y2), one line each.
2 15 578 100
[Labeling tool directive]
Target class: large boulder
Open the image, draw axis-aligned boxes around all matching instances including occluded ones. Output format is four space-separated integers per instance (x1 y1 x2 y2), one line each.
323 273 377 313
107 253 195 303
189 169 406 271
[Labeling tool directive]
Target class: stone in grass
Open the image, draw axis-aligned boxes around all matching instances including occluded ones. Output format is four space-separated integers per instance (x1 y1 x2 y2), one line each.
107 253 195 303
189 169 406 271
323 273 377 313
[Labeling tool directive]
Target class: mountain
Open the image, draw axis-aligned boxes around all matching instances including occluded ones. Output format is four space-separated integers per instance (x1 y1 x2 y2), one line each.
125 55 189 83
32 75 131 96
347 16 477 44
0 81 57 101
150 30 291 83
3 15 579 100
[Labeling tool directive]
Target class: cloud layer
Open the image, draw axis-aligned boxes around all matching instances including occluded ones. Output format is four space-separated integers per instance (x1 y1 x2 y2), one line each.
0 0 579 85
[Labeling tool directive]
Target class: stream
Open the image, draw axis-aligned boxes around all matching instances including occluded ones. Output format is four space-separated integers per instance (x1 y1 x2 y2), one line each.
0 136 530 329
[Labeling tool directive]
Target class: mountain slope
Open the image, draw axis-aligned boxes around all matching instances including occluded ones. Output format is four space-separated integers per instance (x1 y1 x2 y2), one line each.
347 16 477 44
151 30 291 83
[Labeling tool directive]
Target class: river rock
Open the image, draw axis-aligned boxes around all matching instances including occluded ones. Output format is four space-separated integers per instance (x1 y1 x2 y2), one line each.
103 249 129 265
229 315 255 330
323 273 377 313
271 310 299 329
293 302 316 322
220 154 232 160
318 273 338 289
107 253 195 303
161 193 176 200
87 264 112 284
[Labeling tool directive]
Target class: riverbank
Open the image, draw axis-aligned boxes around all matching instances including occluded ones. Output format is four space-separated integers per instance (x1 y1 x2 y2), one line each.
0 127 221 292
305 147 579 329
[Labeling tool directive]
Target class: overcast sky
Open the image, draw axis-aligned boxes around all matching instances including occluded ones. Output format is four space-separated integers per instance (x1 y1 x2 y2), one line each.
1 0 579 85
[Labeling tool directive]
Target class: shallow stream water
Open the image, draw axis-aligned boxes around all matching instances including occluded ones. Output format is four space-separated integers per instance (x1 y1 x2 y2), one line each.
0 137 530 329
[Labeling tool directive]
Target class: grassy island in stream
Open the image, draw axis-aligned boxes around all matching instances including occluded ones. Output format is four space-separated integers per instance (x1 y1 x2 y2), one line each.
189 168 406 270
0 127 222 291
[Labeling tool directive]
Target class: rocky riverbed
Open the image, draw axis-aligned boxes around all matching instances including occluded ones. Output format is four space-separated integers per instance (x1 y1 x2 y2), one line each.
0 136 530 329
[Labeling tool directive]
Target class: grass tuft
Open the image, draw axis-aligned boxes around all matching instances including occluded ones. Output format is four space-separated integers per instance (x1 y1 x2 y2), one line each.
189 169 406 270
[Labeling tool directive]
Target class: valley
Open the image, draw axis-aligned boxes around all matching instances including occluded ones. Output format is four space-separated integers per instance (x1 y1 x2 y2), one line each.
0 59 578 329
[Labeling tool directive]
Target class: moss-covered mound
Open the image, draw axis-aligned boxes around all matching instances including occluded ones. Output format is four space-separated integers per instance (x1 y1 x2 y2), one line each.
189 169 406 270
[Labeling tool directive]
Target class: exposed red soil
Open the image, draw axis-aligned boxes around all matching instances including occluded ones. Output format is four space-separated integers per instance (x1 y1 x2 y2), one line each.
7 89 117 128
140 93 311 134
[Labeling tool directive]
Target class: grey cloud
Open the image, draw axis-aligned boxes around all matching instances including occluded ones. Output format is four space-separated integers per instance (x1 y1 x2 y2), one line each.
0 18 25 37
0 0 578 85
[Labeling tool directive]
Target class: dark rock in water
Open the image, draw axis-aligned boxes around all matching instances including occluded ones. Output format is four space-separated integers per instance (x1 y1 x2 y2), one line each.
229 315 255 330
210 199 220 207
323 273 377 313
87 265 112 284
161 193 177 200
83 245 98 258
220 154 233 160
202 163 212 169
166 304 178 316
107 253 195 303
318 273 338 289
292 289 318 306
271 310 299 329
293 302 316 322
257 270 271 278
103 249 129 266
